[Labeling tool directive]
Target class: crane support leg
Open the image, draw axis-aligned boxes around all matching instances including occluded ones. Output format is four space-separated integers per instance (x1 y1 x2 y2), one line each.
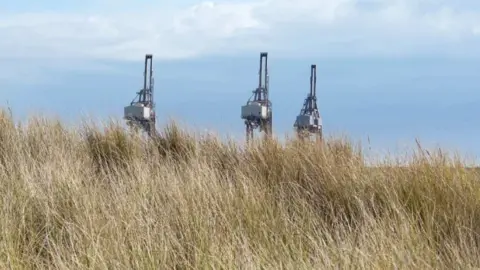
246 122 254 143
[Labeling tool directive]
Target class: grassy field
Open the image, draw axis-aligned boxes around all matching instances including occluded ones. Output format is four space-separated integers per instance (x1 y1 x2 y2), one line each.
1 110 480 269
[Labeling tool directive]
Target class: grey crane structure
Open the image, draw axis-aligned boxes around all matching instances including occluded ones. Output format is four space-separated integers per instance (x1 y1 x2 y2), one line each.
294 64 322 141
240 52 273 142
121 52 324 142
123 54 157 137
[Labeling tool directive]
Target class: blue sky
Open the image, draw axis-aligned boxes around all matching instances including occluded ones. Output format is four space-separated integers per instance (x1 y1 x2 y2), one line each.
1 0 480 158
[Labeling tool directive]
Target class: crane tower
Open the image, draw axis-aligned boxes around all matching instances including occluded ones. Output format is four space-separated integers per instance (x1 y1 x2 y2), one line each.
241 52 273 142
124 54 156 137
294 64 322 141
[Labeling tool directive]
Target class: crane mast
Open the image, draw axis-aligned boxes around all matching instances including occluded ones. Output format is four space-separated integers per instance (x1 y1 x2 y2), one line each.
294 64 322 141
241 52 273 142
124 54 156 137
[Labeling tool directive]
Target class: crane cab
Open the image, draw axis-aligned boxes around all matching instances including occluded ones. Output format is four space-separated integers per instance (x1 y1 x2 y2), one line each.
295 114 322 129
124 103 151 120
241 101 269 120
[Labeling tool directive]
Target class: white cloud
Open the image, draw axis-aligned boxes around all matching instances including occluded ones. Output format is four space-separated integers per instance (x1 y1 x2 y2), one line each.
1 0 480 61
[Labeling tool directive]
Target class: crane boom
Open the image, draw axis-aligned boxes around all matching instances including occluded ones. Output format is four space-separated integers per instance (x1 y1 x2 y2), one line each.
311 64 316 99
255 52 269 103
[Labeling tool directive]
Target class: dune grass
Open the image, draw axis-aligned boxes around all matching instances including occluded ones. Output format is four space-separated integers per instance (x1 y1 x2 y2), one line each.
0 109 479 269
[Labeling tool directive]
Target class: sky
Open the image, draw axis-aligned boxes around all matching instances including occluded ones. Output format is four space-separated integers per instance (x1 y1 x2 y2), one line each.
1 0 480 159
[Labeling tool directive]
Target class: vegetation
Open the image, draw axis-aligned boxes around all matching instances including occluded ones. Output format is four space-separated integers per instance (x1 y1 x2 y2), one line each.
0 109 479 269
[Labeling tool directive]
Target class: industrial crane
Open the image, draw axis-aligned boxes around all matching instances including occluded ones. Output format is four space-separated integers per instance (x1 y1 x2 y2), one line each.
294 64 322 141
241 52 273 142
124 54 157 137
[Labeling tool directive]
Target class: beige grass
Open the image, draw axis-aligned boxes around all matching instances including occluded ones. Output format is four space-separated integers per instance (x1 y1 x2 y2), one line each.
0 109 479 269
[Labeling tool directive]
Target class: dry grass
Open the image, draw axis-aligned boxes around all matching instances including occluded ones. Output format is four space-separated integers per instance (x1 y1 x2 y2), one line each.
0 109 480 269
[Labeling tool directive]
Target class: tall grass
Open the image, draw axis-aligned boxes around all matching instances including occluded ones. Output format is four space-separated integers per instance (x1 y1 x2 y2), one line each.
0 109 479 269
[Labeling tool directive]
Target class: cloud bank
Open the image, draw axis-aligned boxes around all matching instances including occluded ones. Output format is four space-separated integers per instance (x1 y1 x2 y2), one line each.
1 0 480 60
